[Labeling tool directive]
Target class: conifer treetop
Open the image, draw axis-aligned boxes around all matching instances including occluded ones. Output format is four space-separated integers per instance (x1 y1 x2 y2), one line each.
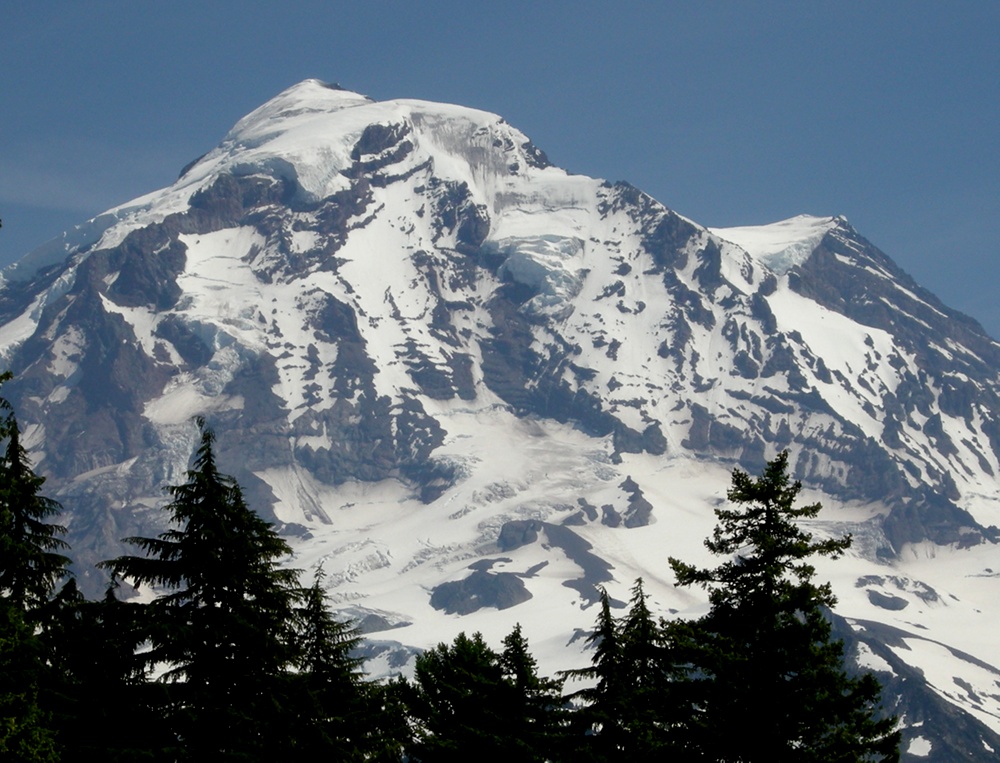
670 449 851 612
0 372 69 609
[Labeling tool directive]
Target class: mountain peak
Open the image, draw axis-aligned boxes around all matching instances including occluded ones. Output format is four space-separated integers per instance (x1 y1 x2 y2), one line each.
233 78 374 128
711 214 840 275
163 78 561 219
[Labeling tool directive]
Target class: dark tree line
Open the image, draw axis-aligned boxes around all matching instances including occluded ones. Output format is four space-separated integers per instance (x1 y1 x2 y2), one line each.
1 407 378 761
0 377 899 761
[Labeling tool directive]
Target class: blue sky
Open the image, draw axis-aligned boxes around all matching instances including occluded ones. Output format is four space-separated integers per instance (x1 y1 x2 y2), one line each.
3 1 998 336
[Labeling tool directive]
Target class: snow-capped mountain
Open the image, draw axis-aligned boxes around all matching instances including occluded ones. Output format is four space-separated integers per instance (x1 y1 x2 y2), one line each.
2 80 998 760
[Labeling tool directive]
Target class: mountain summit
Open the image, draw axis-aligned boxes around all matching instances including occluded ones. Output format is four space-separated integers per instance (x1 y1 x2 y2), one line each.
2 80 998 759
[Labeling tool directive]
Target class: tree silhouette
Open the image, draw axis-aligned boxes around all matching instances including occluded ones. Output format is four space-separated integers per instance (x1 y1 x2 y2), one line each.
291 569 370 760
0 373 69 610
104 419 304 760
669 450 900 762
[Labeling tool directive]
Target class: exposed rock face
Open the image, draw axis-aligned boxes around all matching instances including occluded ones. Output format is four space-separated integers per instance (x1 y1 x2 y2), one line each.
1 80 999 759
833 616 1000 762
430 569 531 615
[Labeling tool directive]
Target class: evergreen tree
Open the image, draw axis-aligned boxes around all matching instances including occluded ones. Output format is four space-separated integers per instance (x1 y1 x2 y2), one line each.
0 376 69 611
405 629 559 762
40 579 171 761
103 419 304 760
291 569 369 760
369 677 412 763
618 579 662 697
0 374 67 761
562 581 686 760
668 450 900 762
499 623 565 761
561 588 627 760
405 631 505 761
0 599 58 762
616 579 683 755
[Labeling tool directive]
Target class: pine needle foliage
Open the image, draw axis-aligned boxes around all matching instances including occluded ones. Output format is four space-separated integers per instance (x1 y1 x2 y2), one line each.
103 418 304 760
668 450 900 763
0 373 64 761
291 569 369 760
562 581 687 759
0 373 69 611
0 600 58 762
405 627 563 762
561 588 627 759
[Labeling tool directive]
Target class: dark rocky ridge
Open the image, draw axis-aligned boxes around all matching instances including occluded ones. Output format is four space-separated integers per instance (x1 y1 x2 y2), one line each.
833 616 1000 763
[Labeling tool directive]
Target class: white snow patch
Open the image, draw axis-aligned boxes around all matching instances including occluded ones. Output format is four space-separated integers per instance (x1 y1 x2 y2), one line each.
710 214 838 275
765 284 899 433
855 642 894 675
144 376 244 425
906 736 933 757
887 637 1000 732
